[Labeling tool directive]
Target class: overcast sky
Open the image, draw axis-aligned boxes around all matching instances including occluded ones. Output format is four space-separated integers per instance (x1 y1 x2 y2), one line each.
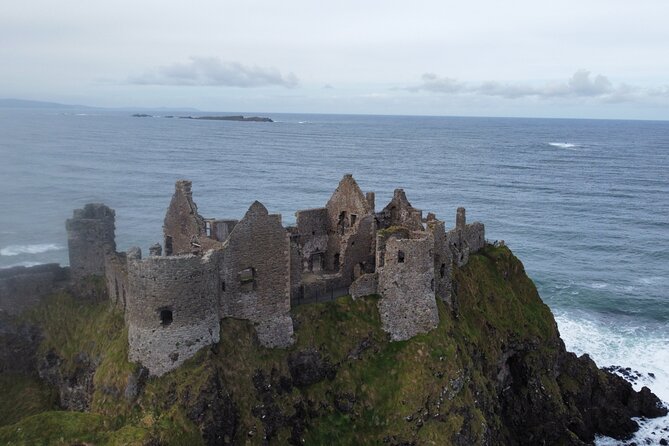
2 0 668 119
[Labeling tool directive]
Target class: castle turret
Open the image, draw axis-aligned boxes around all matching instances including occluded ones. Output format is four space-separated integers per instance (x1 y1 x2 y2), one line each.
66 203 116 280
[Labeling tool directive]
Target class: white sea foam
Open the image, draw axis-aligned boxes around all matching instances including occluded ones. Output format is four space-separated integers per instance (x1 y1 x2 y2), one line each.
555 312 669 444
548 142 578 149
0 243 63 256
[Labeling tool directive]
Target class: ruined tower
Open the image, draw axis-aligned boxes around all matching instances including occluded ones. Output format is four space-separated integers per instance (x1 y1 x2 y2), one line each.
66 203 116 280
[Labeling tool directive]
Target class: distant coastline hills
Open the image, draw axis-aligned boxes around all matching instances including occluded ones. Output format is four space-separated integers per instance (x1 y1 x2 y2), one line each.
0 98 273 122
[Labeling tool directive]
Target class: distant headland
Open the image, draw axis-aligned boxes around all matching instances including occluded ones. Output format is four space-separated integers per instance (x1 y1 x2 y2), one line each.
132 113 273 122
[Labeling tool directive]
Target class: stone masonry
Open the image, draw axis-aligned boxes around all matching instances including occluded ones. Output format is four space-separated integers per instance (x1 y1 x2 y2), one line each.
65 175 486 376
66 203 116 280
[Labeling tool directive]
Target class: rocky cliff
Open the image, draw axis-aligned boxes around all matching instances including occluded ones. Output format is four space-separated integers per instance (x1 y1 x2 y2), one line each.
0 245 665 445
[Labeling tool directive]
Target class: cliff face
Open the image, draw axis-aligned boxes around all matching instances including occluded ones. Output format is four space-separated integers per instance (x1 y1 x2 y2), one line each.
0 246 665 445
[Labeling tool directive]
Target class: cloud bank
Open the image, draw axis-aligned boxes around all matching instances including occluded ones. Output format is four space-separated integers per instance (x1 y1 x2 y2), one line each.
407 70 665 102
129 57 299 88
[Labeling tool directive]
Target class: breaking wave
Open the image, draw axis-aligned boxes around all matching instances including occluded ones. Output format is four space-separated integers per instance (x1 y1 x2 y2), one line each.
0 243 63 256
0 261 44 269
555 312 669 445
548 142 578 149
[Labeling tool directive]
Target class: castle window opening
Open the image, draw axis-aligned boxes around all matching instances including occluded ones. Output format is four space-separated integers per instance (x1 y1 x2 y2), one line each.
221 281 226 292
398 250 405 263
431 279 435 291
205 221 212 237
338 211 347 234
440 263 446 278
350 214 357 226
239 267 256 292
159 308 173 326
334 253 340 272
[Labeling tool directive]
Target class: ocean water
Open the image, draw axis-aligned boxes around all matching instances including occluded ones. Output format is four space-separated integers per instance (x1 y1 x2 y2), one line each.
1 109 668 442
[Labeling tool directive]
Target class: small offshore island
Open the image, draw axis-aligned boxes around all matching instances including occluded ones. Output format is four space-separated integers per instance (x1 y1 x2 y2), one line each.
0 175 666 445
132 113 274 122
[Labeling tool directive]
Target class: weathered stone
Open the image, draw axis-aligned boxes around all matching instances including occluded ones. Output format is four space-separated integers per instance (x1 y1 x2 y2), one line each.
377 231 439 341
66 203 116 280
64 175 488 375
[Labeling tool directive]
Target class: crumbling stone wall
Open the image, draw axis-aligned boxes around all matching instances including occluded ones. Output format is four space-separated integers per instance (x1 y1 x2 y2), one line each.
377 232 439 341
339 214 376 283
447 207 485 267
105 251 129 312
376 189 424 231
427 219 454 306
66 203 116 280
294 208 328 273
349 273 378 299
64 177 489 375
0 264 68 315
218 201 293 348
126 252 220 376
324 174 373 272
163 180 222 256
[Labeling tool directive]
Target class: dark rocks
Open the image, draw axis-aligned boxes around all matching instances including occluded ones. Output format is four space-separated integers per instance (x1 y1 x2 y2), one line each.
287 349 336 387
185 371 238 446
37 350 96 411
558 353 667 442
124 365 149 401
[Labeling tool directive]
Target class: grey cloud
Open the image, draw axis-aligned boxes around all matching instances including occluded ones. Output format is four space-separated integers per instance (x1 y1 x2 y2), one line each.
129 57 299 88
406 73 465 93
406 70 654 101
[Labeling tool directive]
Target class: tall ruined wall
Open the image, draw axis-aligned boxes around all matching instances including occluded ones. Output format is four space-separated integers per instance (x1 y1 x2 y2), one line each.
339 214 376 283
294 208 328 273
427 219 453 306
104 251 129 312
163 180 222 256
126 253 220 376
218 201 293 348
324 174 373 272
376 189 423 231
377 232 439 341
0 264 69 315
447 207 485 267
66 203 116 280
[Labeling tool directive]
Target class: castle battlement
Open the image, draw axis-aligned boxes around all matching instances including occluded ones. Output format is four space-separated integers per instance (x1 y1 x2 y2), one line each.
65 175 485 375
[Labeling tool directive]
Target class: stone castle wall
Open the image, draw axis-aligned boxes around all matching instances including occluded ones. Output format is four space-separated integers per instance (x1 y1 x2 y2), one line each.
447 207 485 267
163 180 223 256
294 207 328 274
377 232 439 341
57 175 488 376
324 174 373 272
427 219 454 306
66 203 116 280
218 202 293 348
105 251 129 312
126 253 220 376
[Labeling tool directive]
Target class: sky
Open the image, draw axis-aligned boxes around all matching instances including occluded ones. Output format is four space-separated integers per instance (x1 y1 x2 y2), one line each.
2 0 669 119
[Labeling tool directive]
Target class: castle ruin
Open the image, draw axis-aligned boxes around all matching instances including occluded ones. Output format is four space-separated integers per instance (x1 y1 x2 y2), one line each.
65 175 485 376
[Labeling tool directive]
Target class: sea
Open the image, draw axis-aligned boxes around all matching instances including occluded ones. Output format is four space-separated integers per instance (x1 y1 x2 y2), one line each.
1 108 667 443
